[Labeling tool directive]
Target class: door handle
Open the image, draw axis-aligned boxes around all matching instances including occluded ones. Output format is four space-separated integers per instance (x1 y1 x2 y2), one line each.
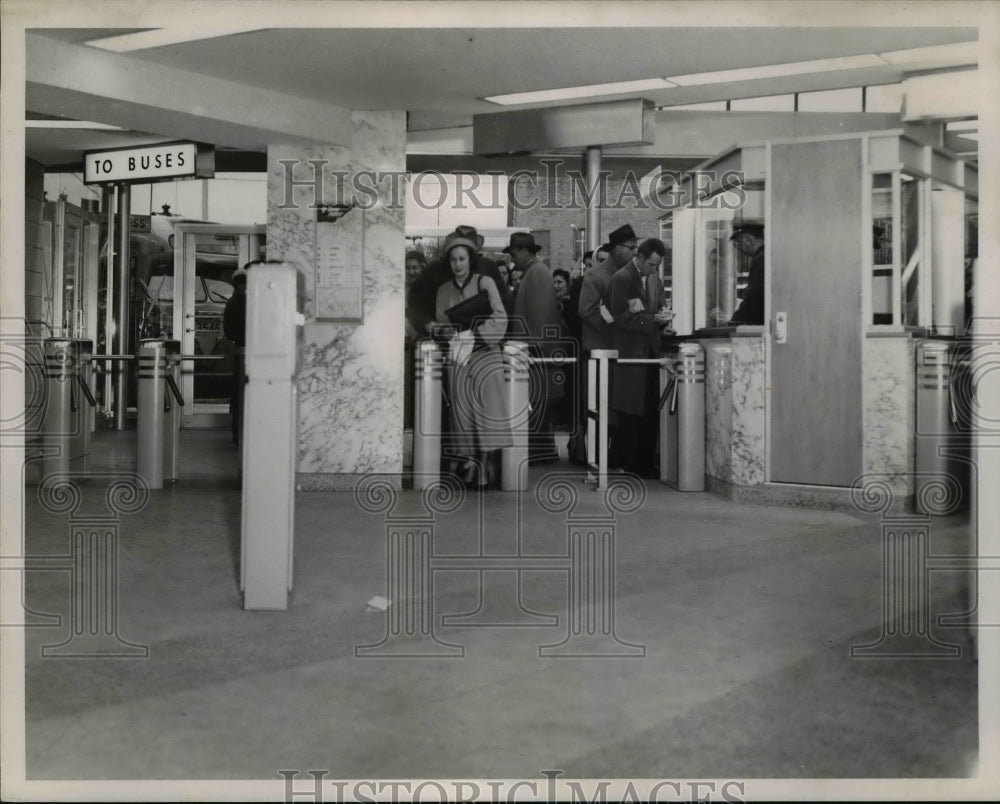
775 312 788 344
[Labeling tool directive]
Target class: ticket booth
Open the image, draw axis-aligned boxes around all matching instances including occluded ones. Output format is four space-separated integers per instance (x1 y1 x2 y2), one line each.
658 130 976 506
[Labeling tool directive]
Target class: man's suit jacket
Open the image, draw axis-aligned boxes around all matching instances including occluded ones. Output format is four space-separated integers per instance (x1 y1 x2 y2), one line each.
578 260 620 351
511 257 566 401
608 261 663 417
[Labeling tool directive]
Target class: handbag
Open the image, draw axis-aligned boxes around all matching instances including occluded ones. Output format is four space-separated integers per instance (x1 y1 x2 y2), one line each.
444 275 492 331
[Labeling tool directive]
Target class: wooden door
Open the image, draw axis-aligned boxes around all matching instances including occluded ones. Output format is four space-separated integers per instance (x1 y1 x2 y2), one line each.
769 139 863 486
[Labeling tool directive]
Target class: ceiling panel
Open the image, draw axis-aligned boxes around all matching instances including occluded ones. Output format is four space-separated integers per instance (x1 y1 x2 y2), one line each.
23 25 979 167
114 26 975 113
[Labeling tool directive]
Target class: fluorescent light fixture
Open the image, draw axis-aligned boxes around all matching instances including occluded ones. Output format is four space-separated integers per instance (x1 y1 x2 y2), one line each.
877 41 977 66
666 54 886 86
661 100 728 111
86 27 260 52
26 120 125 130
485 78 675 106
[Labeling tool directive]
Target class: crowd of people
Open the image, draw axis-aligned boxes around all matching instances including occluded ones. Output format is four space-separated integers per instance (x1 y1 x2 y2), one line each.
404 222 687 488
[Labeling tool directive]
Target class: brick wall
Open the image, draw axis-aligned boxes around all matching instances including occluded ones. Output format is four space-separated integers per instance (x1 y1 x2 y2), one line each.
510 172 665 272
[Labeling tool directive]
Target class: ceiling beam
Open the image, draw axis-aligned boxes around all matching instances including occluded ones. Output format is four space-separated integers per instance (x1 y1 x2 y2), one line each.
26 33 354 151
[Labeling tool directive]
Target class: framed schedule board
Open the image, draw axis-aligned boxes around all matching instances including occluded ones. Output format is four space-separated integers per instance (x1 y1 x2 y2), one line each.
315 204 364 321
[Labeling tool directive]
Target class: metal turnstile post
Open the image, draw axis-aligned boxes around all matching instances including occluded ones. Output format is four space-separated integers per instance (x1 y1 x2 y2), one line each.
413 340 444 491
915 340 968 514
660 343 705 491
136 339 183 489
586 349 615 490
502 341 530 491
241 263 302 610
42 338 96 479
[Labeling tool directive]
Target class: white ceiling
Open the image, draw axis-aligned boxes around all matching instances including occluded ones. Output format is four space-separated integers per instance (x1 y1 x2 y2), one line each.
23 23 980 167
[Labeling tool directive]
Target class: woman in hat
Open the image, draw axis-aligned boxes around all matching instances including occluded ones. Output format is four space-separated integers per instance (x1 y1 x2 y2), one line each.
431 234 511 488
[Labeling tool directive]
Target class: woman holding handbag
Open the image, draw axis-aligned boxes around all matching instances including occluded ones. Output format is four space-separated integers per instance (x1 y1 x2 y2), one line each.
430 234 511 488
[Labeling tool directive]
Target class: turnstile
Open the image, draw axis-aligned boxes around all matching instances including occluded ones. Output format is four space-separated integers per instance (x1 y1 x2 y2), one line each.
915 340 970 514
659 343 706 491
136 339 183 489
412 339 531 492
42 338 95 479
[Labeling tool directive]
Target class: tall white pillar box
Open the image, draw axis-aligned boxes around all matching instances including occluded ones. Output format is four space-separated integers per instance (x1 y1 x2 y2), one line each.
241 263 303 610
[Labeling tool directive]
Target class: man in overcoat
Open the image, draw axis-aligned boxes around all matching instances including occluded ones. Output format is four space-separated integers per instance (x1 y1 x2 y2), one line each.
507 231 565 463
608 237 672 476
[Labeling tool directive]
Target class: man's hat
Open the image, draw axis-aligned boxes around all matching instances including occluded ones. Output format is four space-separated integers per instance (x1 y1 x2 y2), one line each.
730 219 765 240
502 232 543 254
608 224 638 247
453 225 485 250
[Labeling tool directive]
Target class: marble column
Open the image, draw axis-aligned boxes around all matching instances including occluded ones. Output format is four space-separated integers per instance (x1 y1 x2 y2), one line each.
862 334 917 503
267 111 407 490
702 340 733 484
730 335 767 487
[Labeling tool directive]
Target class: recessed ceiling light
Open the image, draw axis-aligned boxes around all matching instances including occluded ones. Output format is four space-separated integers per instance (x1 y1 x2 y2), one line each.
877 41 977 66
85 27 261 52
485 78 676 106
666 54 886 86
25 120 125 130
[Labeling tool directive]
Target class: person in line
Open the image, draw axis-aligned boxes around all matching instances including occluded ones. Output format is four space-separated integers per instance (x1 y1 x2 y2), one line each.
405 250 427 289
498 261 511 291
578 224 639 467
552 268 579 439
509 265 524 300
565 261 588 465
592 244 610 272
403 251 427 431
579 226 636 352
431 233 510 488
407 225 510 339
608 238 673 477
507 232 566 464
404 250 427 341
222 262 253 445
552 268 571 305
728 220 765 326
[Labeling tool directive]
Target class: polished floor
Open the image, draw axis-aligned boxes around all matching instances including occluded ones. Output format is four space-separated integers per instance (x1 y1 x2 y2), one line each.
21 427 977 782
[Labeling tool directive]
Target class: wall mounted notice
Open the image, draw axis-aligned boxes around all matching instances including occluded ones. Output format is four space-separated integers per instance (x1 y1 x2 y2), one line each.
315 204 364 321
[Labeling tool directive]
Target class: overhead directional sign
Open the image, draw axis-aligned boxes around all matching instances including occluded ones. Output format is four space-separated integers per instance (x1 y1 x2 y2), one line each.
84 141 215 184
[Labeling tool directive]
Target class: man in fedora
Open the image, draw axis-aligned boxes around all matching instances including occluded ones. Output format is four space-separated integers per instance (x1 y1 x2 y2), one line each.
576 224 638 466
579 225 637 352
406 225 510 337
506 231 565 464
608 237 672 477
728 220 765 325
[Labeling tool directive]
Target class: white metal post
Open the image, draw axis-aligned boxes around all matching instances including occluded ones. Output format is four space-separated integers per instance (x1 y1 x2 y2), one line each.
241 263 301 610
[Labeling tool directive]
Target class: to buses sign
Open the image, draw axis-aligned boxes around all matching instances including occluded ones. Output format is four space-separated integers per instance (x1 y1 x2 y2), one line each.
84 141 214 184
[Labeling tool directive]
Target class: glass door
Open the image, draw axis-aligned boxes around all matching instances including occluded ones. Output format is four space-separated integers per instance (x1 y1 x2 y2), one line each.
172 223 265 427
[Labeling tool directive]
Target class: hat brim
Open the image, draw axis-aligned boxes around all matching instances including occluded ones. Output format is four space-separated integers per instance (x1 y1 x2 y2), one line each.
502 243 542 254
444 237 478 254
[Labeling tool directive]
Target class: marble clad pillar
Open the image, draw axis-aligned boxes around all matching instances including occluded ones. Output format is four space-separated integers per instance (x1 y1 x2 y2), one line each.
730 335 767 486
267 111 407 490
702 341 733 482
862 335 917 501
699 335 766 494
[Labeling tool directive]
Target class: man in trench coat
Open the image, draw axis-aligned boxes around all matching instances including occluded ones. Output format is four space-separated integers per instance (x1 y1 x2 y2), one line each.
608 237 672 476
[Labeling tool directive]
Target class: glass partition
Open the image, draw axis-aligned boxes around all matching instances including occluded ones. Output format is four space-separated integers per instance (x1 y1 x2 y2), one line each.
658 215 673 309
900 172 922 327
871 173 894 325
702 216 738 326
965 199 978 333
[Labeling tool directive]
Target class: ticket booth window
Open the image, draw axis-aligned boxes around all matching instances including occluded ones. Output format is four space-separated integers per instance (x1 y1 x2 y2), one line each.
658 216 673 309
